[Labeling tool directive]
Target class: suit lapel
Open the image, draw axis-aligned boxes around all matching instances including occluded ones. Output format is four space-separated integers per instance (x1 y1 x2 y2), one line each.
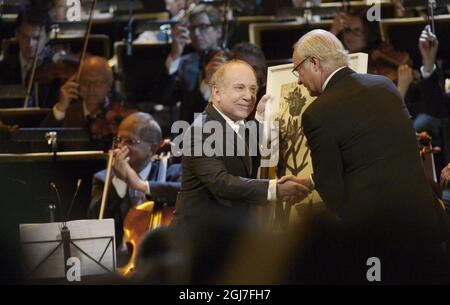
206 104 252 176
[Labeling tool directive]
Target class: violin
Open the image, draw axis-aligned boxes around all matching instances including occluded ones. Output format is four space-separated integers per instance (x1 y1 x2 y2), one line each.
33 48 80 85
369 42 419 82
88 101 139 143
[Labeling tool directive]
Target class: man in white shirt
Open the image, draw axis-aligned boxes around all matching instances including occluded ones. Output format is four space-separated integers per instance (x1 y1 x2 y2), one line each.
171 60 312 243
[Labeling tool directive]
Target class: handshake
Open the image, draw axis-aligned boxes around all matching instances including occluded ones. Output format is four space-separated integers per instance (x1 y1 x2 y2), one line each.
277 175 314 204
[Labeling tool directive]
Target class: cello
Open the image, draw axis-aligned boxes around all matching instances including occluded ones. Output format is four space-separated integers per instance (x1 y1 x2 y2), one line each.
116 139 176 277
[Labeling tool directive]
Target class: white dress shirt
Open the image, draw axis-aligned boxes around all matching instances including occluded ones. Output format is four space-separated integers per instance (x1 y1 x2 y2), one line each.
212 103 277 201
112 160 152 199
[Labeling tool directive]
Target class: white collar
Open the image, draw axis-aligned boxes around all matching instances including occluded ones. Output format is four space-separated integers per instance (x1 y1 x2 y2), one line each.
212 103 245 133
321 66 346 92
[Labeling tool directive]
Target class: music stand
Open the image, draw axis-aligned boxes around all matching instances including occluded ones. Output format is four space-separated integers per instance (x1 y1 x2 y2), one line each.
5 127 91 154
115 41 171 103
0 84 27 108
249 20 332 65
20 219 116 281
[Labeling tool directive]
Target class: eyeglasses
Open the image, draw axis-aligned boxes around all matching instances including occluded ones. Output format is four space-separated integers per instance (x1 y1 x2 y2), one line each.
79 80 109 87
188 23 213 33
291 56 310 78
114 136 143 146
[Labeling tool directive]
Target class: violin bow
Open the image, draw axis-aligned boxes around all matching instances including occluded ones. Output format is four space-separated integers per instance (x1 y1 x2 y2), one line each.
23 24 44 108
221 0 231 51
99 137 118 219
428 0 436 36
76 0 97 83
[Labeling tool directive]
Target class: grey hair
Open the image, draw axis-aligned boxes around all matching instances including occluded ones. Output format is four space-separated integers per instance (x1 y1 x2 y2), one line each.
132 112 162 145
294 29 349 70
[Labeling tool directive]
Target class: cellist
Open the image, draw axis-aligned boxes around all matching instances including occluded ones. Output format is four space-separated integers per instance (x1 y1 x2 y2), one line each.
87 112 181 258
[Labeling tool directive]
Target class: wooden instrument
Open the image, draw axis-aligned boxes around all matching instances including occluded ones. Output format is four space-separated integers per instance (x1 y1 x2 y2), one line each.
117 139 175 277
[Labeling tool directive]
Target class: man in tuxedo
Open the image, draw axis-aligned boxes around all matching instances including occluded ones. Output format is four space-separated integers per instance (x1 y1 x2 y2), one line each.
285 29 447 282
88 112 181 246
171 60 312 243
0 7 60 108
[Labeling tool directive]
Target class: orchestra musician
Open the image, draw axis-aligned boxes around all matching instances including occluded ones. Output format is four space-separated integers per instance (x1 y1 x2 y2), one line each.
88 112 181 248
0 6 61 108
39 56 130 149
157 4 224 123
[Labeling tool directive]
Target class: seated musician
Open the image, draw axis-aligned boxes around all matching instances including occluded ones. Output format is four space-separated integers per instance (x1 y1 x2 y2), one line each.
0 6 60 107
39 56 126 149
331 11 448 145
157 4 223 124
88 112 181 247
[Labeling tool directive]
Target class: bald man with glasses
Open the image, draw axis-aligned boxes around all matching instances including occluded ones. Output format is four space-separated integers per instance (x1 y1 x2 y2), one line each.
88 112 181 248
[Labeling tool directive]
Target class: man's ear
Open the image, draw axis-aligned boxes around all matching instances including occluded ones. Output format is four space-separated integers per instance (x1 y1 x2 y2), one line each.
215 26 223 39
211 84 220 103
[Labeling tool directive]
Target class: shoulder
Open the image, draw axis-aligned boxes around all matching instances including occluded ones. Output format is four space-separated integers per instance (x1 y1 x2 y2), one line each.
179 53 200 70
351 72 397 91
93 169 108 182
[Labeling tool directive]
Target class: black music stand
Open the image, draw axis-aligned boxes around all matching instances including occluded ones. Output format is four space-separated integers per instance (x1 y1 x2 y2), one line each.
5 127 91 154
0 84 27 108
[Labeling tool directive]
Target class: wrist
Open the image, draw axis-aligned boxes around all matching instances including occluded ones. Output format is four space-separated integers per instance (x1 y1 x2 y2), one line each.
422 60 434 73
55 99 69 112
139 179 149 194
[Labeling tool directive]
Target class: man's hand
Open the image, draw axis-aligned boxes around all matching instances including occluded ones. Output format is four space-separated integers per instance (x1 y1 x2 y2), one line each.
204 50 227 84
418 25 439 74
255 94 272 121
397 64 414 99
330 12 349 36
170 23 190 60
55 74 79 113
277 175 313 204
440 163 450 189
113 147 148 193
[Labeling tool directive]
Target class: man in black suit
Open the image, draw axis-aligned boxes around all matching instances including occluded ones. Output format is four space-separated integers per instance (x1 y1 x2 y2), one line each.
171 60 312 243
88 112 181 247
285 29 448 282
0 7 60 108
